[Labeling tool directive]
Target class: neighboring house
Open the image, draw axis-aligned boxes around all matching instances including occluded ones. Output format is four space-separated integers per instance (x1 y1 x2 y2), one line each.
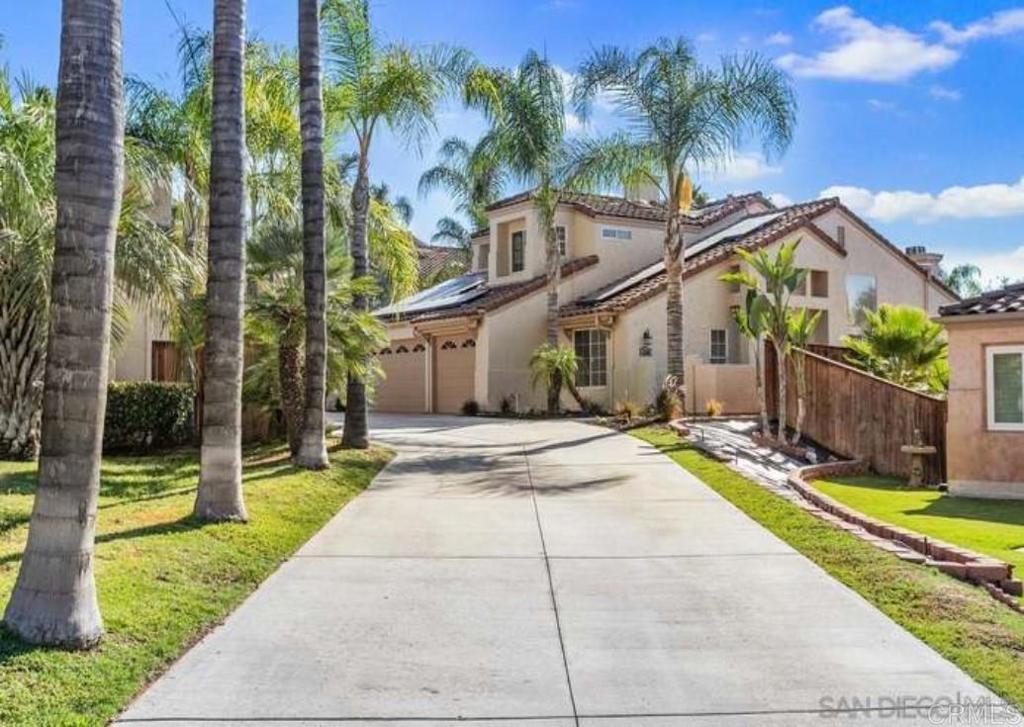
940 283 1024 499
112 304 181 382
416 240 469 287
374 189 957 415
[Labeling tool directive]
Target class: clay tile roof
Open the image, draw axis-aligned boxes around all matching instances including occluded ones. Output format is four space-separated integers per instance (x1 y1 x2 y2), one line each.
482 189 772 227
382 255 600 324
559 198 843 318
417 242 469 280
939 282 1024 318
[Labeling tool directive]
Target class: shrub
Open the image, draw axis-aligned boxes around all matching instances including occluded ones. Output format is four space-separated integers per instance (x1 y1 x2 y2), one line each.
499 394 516 415
614 400 644 421
655 389 682 421
104 381 196 452
461 399 480 416
705 398 724 417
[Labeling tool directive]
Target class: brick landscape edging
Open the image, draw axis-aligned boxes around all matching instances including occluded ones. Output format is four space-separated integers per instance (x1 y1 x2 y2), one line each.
788 462 1023 609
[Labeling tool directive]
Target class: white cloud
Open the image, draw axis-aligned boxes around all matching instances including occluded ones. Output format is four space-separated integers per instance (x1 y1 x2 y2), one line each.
696 32 718 43
765 32 793 46
768 192 793 207
820 177 1024 222
867 98 898 112
944 246 1024 288
777 6 959 82
930 8 1024 44
708 153 783 182
929 85 962 101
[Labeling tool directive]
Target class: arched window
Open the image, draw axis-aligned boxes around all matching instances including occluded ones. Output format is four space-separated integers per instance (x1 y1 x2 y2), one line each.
395 345 409 354
441 340 457 350
461 339 476 348
412 343 425 352
379 347 393 356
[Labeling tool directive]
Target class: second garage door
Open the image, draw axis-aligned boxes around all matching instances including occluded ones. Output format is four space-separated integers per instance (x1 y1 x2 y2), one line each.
374 340 427 413
433 337 476 414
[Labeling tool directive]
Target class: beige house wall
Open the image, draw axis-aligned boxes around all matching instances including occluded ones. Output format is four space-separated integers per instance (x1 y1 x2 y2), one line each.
945 316 1024 499
111 303 172 382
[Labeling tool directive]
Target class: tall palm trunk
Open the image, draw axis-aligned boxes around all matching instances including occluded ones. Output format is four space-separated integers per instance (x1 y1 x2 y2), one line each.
279 341 304 456
792 350 807 445
3 0 125 648
664 208 686 409
294 0 329 468
195 0 248 522
543 202 561 414
754 336 769 436
774 339 788 444
341 149 370 450
0 284 46 459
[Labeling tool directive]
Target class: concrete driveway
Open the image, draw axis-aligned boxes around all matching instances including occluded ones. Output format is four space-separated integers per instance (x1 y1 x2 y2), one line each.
117 415 1001 726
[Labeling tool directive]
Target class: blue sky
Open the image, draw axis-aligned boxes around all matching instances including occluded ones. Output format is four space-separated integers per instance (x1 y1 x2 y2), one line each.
4 2 1024 283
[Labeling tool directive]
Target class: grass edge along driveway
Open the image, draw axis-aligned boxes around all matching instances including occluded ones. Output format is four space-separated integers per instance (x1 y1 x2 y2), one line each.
0 441 392 727
631 426 1024 712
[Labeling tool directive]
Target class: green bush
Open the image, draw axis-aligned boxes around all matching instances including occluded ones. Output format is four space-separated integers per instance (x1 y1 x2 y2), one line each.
104 381 196 452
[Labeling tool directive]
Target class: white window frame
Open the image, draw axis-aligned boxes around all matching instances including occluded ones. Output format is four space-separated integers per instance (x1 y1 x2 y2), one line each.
986 344 1024 432
709 328 728 364
555 225 567 257
573 329 609 387
601 227 632 241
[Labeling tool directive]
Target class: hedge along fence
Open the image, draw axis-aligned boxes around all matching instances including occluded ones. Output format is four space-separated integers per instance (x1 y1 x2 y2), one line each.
765 347 948 484
104 381 197 453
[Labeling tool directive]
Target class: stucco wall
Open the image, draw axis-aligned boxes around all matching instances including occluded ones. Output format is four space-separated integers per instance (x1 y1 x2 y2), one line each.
111 303 172 381
945 317 1024 498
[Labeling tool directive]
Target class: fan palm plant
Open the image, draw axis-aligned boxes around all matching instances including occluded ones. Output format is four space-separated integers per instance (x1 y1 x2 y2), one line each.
4 0 125 648
722 281 770 435
570 38 796 403
322 0 471 449
786 306 822 444
843 304 948 393
245 223 386 453
529 343 583 414
195 0 249 523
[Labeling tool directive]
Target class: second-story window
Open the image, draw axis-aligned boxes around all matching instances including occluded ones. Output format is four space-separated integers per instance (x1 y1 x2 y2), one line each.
601 227 632 241
556 226 567 256
710 329 728 364
511 230 525 272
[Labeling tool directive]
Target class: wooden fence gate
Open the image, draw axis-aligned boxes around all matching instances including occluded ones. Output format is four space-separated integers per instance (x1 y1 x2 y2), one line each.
765 346 948 483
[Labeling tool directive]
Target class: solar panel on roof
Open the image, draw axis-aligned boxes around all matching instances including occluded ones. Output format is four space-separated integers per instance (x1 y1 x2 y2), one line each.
375 272 488 317
683 211 783 259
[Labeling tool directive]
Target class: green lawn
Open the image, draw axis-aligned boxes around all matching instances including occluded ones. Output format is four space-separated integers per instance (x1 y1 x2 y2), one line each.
0 440 391 727
815 475 1024 600
632 427 1024 711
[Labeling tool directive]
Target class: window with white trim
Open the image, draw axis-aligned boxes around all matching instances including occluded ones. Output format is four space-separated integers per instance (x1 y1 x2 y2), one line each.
987 345 1024 431
511 230 525 272
601 227 632 241
710 329 728 364
573 329 608 387
556 226 567 256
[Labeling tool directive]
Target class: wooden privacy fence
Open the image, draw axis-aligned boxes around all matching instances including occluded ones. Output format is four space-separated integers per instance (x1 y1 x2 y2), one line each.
765 347 948 483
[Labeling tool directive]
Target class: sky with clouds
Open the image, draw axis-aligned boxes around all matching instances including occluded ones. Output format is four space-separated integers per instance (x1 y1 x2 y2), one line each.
4 1 1024 285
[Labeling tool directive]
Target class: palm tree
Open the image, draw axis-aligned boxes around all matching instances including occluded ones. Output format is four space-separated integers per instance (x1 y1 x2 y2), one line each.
371 182 413 225
529 343 584 414
322 0 470 449
843 304 948 393
3 0 125 648
195 0 248 522
786 306 822 444
418 135 505 247
571 38 796 404
732 240 805 444
943 263 983 298
293 0 329 469
471 52 568 370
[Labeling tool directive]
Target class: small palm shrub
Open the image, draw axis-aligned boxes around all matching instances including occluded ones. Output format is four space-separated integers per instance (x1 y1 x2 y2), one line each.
461 399 480 416
529 344 580 415
842 304 948 393
705 398 724 417
614 399 644 421
655 388 682 421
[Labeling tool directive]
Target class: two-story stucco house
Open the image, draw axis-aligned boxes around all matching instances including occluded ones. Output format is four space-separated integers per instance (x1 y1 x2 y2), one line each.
374 189 958 415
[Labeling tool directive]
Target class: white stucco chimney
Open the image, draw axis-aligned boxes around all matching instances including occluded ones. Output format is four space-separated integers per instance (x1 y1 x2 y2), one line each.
624 181 663 204
905 245 944 275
